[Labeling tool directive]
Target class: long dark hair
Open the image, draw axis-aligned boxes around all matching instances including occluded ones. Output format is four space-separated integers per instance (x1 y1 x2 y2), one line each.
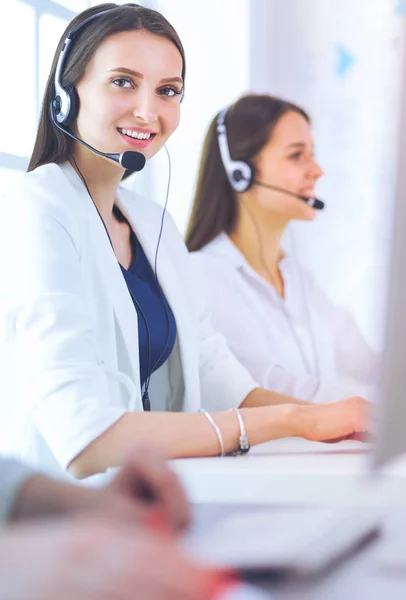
185 94 310 252
28 2 186 173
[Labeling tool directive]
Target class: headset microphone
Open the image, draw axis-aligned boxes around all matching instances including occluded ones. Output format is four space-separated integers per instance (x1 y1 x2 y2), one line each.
51 102 146 172
253 180 325 210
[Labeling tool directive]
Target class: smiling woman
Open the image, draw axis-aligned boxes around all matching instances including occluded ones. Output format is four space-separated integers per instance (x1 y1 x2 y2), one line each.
29 6 185 171
0 3 373 481
73 29 183 163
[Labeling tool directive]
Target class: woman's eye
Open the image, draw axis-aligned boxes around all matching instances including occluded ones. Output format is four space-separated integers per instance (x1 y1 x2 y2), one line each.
112 77 133 89
290 152 303 160
158 86 182 97
290 151 315 162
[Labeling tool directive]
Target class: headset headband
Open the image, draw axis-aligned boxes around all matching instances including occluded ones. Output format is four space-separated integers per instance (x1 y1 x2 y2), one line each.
216 106 254 193
53 8 115 125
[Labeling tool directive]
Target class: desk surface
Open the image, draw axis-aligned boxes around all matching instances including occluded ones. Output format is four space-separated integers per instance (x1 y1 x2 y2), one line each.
192 504 406 600
171 438 406 507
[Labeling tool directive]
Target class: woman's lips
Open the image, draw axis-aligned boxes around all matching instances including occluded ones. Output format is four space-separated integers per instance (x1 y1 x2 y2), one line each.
117 129 157 149
300 188 316 197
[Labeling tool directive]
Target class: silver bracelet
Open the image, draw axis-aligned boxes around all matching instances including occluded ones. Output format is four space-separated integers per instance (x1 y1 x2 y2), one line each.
199 409 225 456
230 407 251 455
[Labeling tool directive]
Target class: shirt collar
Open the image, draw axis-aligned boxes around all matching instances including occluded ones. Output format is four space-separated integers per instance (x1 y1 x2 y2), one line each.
201 232 293 273
201 232 247 268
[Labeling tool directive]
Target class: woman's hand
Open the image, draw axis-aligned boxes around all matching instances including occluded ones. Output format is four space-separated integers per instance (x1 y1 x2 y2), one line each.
297 397 373 442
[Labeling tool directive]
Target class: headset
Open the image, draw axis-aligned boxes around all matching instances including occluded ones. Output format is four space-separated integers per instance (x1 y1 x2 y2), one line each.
216 106 325 209
51 7 145 172
217 108 254 193
53 9 113 127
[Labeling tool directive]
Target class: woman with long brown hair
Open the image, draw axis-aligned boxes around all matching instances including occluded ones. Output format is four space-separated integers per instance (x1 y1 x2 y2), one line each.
186 94 378 404
0 7 371 482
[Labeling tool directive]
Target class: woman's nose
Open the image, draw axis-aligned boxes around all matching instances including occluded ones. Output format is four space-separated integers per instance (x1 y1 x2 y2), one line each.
309 158 324 179
133 92 157 125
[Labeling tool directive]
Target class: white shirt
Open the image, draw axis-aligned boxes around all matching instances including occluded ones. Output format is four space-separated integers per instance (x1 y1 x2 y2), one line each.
191 233 379 404
0 164 256 480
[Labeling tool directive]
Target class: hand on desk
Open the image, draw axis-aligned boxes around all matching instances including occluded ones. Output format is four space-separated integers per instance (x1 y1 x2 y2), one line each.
299 397 373 443
323 431 374 444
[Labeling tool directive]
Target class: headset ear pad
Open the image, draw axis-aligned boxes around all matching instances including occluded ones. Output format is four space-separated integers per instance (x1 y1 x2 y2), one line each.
230 159 255 193
62 85 79 127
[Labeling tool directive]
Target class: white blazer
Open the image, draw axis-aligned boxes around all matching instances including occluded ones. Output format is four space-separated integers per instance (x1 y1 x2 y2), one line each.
0 163 256 479
191 234 380 404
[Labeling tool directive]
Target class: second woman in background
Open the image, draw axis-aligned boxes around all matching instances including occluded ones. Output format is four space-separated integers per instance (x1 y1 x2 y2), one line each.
186 94 379 404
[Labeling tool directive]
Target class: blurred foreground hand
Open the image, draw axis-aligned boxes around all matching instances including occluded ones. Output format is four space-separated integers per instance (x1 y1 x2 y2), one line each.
0 516 232 600
10 444 191 533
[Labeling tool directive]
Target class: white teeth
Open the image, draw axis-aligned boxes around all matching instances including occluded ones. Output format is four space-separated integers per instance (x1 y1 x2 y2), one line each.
120 128 152 140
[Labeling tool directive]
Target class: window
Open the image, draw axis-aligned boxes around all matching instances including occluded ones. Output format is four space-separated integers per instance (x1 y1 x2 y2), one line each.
0 0 79 184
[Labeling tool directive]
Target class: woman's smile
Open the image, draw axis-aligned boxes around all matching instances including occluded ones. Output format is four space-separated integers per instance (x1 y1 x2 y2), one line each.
117 127 157 148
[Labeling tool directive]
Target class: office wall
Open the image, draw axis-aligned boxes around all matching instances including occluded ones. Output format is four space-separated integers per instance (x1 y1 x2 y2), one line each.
132 0 251 233
249 0 405 349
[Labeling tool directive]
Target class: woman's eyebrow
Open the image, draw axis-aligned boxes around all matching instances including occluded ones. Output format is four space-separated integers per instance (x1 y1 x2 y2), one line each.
108 67 143 77
285 142 315 150
108 67 183 85
285 142 306 149
160 76 183 85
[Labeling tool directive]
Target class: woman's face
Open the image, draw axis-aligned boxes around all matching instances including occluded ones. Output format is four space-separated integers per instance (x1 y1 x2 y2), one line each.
252 111 323 222
74 29 183 163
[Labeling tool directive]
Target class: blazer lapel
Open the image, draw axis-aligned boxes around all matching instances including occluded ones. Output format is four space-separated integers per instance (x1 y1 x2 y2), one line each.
60 163 141 387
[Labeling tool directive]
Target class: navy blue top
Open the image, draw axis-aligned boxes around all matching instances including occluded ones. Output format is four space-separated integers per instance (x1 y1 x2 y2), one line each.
119 233 177 410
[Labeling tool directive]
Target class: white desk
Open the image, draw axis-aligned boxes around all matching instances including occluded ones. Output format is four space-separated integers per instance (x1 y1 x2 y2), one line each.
192 504 406 600
171 438 406 507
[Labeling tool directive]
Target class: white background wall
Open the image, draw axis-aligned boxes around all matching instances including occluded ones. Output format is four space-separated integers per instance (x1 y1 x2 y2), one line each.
248 0 405 350
133 0 251 234
1 0 405 352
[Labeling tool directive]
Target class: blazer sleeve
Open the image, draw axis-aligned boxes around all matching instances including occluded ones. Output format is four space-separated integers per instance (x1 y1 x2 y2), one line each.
0 175 128 471
158 213 258 412
195 286 259 411
0 459 34 523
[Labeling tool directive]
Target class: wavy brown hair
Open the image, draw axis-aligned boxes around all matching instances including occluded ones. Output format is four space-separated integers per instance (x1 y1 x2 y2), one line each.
185 94 310 252
28 2 185 174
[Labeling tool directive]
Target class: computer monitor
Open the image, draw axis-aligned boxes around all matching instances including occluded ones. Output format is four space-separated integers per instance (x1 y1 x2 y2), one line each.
374 21 406 470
